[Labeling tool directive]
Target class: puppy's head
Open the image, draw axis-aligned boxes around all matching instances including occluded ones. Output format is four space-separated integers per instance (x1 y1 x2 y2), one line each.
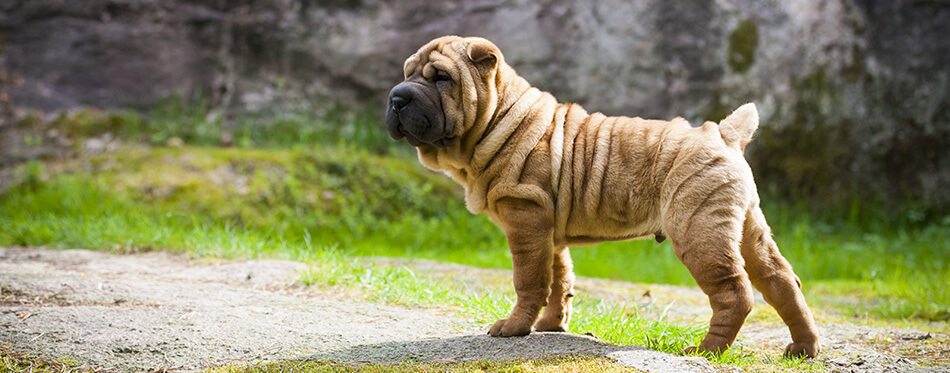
385 36 503 148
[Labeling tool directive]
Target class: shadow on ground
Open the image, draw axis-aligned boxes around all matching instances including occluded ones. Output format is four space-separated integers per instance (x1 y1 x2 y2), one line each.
308 332 714 373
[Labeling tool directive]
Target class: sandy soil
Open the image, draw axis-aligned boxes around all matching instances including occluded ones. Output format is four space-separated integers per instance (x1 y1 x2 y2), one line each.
1 247 947 372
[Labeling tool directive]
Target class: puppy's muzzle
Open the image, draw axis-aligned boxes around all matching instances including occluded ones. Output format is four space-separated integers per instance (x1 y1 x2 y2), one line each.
385 82 455 147
386 83 412 140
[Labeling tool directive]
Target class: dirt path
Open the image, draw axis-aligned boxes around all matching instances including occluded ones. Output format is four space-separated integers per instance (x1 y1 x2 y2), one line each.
1 247 947 372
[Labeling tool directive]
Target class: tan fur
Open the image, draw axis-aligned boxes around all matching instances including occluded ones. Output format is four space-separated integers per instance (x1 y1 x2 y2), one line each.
387 36 820 358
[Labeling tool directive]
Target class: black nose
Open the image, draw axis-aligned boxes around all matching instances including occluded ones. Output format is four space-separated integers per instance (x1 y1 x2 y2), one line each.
391 95 408 110
389 83 413 111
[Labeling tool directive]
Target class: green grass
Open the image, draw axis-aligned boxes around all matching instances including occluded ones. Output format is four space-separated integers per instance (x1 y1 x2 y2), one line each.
0 146 506 265
0 343 85 373
2 143 947 322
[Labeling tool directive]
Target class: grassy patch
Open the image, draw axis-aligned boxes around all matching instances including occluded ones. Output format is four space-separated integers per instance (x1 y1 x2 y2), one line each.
807 278 950 325
304 252 842 372
295 252 810 369
0 343 86 373
2 144 947 322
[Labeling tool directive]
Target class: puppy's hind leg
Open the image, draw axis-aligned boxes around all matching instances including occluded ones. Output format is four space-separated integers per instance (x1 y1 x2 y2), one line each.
741 205 820 358
667 188 753 355
534 246 575 332
673 242 753 355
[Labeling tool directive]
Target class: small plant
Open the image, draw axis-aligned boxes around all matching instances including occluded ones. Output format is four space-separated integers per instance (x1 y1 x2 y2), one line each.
0 343 84 373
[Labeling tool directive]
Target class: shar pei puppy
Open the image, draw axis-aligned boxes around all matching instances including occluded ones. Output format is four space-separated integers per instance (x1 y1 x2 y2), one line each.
384 36 820 358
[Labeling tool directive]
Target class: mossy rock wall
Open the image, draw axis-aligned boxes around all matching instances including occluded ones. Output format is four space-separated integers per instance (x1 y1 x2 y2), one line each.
1 0 948 212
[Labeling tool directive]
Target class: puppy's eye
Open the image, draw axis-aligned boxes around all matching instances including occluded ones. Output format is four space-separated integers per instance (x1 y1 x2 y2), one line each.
434 71 452 82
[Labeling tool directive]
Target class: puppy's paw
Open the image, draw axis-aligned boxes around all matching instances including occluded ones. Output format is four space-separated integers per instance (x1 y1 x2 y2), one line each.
784 341 820 359
533 317 567 332
488 318 531 337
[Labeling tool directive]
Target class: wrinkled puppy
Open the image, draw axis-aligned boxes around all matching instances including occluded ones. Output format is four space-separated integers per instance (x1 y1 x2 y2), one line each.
385 36 820 358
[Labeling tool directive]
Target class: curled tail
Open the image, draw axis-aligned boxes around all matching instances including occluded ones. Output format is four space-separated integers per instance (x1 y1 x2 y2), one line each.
718 103 759 152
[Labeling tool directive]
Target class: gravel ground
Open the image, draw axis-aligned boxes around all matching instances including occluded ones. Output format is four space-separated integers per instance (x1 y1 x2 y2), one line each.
1 247 947 372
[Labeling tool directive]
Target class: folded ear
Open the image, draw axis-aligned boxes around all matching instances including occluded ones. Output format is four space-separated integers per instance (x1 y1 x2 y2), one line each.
466 38 500 68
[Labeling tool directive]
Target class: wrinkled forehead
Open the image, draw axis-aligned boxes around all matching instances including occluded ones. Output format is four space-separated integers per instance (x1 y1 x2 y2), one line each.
402 36 467 78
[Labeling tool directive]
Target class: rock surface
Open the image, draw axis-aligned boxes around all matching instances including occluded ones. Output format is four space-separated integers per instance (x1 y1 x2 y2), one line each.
0 0 948 208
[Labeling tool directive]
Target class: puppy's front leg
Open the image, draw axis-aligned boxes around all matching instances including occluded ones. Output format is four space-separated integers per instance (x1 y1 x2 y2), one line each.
488 197 555 337
534 247 575 332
